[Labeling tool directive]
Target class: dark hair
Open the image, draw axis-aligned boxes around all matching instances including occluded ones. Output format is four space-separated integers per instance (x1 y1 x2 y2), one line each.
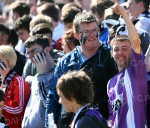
14 15 32 32
0 23 10 35
73 11 99 33
135 0 149 10
0 89 4 102
61 3 82 24
91 0 114 18
31 23 53 37
63 29 80 50
8 28 19 47
24 34 50 48
30 14 53 31
39 3 60 22
56 70 94 105
10 1 30 17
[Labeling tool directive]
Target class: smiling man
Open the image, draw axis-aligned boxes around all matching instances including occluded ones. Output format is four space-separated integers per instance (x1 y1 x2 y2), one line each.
107 3 147 128
45 11 118 128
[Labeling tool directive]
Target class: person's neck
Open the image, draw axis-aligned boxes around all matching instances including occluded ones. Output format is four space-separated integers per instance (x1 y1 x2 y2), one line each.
81 45 100 59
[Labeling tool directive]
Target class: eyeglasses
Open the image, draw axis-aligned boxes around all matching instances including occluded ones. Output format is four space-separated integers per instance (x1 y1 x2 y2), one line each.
79 28 99 36
25 47 43 57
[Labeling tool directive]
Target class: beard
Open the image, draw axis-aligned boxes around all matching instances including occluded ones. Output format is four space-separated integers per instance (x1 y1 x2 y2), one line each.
117 58 131 71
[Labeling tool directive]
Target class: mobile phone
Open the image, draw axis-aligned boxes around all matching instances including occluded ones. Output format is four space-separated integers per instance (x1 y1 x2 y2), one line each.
0 61 6 71
35 51 46 62
80 33 87 45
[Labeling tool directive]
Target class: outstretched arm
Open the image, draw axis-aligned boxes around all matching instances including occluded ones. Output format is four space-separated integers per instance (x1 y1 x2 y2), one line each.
111 3 141 54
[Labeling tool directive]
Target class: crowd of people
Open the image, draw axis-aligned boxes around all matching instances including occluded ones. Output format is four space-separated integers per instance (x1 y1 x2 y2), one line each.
0 0 150 128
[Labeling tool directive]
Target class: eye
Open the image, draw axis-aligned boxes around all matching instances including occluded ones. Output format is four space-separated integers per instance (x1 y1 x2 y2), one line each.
114 48 119 52
122 48 128 52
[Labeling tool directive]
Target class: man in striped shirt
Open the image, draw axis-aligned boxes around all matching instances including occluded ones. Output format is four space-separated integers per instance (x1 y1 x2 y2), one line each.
107 3 147 128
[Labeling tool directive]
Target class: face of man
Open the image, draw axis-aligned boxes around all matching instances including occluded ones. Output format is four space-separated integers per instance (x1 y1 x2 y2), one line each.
0 31 9 45
25 44 44 63
77 22 100 52
112 40 132 71
17 28 29 42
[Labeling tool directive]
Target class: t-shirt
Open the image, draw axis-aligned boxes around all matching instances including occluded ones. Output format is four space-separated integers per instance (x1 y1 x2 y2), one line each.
107 50 147 128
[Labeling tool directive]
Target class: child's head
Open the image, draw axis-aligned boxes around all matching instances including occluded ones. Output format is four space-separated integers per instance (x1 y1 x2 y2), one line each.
0 89 5 111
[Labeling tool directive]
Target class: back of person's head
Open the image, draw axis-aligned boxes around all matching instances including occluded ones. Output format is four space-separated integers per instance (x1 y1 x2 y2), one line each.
37 0 54 6
8 28 19 48
24 34 50 48
38 3 60 22
14 15 32 32
0 89 4 102
31 23 53 37
73 11 99 33
135 0 149 10
10 1 30 17
30 14 53 31
0 23 10 36
61 3 82 24
91 0 114 19
56 70 94 105
0 45 17 69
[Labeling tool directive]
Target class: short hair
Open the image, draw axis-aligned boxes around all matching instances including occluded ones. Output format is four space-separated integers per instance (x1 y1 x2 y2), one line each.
73 11 99 33
0 23 10 35
61 3 82 24
8 28 19 48
63 29 80 50
31 23 53 37
38 3 60 22
56 70 94 105
0 45 17 69
91 0 114 18
24 34 50 48
110 35 130 48
30 14 53 31
0 89 4 102
10 1 30 17
14 15 32 32
135 0 149 10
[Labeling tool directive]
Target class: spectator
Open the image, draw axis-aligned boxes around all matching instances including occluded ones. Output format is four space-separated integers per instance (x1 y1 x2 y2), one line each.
107 4 147 128
62 29 80 54
0 24 26 75
127 0 150 33
14 15 32 54
45 11 118 128
38 3 64 43
56 70 108 128
8 28 27 76
22 34 61 128
0 45 30 128
23 23 64 79
9 1 30 27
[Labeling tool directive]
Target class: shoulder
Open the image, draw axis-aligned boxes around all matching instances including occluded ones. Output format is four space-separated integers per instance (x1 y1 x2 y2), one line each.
75 116 99 128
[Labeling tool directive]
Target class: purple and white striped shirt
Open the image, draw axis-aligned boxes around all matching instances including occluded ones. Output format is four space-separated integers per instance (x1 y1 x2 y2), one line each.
107 50 147 128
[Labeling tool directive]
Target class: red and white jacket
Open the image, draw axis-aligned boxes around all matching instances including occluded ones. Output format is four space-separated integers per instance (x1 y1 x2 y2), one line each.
2 70 30 128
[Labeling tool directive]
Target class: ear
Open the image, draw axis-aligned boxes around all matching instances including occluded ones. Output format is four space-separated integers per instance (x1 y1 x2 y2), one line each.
74 32 79 40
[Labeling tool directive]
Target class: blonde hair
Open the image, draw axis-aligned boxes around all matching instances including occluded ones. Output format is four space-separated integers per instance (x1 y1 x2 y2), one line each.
0 45 17 69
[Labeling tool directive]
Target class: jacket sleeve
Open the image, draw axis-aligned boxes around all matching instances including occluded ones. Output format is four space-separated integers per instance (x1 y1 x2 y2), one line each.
4 76 29 114
45 63 63 127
